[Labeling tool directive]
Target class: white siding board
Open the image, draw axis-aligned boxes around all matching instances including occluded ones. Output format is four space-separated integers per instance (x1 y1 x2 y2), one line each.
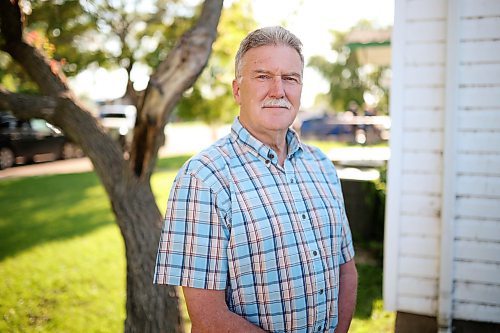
405 20 446 43
459 86 500 109
461 0 500 17
406 42 446 65
456 175 500 197
401 193 441 217
404 87 445 108
403 131 443 151
457 131 500 153
405 65 445 86
401 215 440 237
459 40 500 63
458 110 500 131
455 261 500 284
404 109 443 130
388 0 500 323
456 197 500 220
460 17 500 41
383 0 407 312
453 302 500 323
455 281 500 306
455 239 500 263
400 235 440 257
398 295 437 316
456 219 500 242
459 63 500 85
406 0 447 20
402 173 442 195
456 153 500 176
399 277 438 298
403 152 443 173
399 256 439 279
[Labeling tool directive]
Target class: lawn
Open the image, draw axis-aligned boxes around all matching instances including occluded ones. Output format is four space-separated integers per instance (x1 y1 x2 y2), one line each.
0 154 394 332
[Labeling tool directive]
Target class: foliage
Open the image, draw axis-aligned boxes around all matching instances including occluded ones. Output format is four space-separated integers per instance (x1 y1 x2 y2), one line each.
351 263 396 333
175 0 257 124
1 0 96 93
308 22 391 114
1 0 199 96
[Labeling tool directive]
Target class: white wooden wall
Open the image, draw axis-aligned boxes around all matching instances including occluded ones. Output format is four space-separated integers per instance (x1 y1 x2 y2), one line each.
384 0 500 325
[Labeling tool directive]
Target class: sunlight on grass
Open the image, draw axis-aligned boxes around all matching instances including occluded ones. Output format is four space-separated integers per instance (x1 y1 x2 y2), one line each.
0 222 126 332
351 299 396 333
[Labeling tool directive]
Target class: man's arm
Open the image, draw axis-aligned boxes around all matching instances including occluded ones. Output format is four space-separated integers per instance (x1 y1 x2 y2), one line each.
336 259 358 333
183 287 265 333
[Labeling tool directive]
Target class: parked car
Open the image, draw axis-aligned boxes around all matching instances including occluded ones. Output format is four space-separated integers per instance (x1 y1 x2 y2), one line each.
98 104 136 150
299 114 353 140
299 113 390 144
0 111 83 169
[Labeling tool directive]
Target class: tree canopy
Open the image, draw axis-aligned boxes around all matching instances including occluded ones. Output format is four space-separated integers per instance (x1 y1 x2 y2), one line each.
176 0 256 124
308 22 391 114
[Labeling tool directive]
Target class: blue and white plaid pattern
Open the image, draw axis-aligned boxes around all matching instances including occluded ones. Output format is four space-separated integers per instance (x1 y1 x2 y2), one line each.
154 118 355 333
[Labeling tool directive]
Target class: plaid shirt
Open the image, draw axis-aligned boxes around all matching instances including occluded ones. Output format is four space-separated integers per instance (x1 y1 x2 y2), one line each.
154 118 355 333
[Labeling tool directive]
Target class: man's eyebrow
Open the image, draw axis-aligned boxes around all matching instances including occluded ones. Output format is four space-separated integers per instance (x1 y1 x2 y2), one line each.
252 69 302 78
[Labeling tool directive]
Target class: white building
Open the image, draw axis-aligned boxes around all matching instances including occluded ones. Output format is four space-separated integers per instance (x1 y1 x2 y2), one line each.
384 0 500 332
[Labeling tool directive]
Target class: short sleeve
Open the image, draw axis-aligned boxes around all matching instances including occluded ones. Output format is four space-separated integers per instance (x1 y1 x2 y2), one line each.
331 167 355 265
339 205 355 265
153 173 230 290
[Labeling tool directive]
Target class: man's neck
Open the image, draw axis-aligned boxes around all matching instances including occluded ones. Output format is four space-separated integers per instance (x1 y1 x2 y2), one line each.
239 120 288 166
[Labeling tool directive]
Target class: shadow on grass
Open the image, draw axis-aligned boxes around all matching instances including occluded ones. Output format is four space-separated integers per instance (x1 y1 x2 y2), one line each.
0 155 193 261
0 172 114 261
355 263 383 319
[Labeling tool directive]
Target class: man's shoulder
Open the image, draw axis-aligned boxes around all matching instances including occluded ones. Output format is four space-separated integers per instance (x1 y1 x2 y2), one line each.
179 135 234 188
300 142 331 163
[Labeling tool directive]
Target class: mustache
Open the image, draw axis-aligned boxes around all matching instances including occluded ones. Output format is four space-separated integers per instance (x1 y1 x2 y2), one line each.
261 98 292 109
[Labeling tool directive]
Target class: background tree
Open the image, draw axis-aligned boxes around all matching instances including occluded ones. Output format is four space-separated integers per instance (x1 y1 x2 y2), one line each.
176 0 256 126
0 0 99 93
309 21 391 114
0 0 223 331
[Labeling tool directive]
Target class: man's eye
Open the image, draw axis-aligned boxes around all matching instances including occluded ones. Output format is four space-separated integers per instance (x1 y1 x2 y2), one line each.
256 75 270 80
284 76 300 84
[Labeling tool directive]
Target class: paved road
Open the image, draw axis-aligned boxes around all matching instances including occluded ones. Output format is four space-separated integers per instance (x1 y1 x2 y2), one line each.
0 124 227 180
0 157 95 179
0 120 389 180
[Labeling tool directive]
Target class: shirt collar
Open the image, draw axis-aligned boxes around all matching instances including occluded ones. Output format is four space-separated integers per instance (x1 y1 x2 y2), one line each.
230 117 303 162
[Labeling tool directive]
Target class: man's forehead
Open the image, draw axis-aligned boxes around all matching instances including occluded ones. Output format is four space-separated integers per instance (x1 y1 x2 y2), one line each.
241 45 303 72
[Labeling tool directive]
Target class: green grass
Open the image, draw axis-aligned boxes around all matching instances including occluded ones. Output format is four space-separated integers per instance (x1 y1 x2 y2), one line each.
0 162 181 332
0 154 394 332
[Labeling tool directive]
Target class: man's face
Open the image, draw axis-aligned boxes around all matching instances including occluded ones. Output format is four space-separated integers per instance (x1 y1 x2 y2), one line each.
232 44 303 137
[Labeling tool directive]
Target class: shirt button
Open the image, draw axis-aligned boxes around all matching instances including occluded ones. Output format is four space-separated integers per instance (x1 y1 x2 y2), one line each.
313 250 318 256
319 289 324 295
301 214 306 219
317 325 322 331
268 152 275 159
265 160 270 165
290 178 295 183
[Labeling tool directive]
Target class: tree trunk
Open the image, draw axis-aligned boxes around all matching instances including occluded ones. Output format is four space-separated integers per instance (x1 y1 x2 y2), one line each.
0 0 224 331
111 181 184 333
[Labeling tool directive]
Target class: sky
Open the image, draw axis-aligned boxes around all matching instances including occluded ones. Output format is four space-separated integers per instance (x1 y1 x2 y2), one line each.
70 0 394 108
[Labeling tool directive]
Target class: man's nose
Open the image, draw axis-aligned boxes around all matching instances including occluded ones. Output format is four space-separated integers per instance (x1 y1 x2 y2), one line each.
269 76 285 98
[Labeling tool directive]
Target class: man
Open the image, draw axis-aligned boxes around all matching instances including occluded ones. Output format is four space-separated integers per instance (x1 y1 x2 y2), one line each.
154 26 357 333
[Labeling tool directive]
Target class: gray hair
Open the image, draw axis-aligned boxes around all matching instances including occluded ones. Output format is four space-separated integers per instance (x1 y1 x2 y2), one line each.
235 26 304 78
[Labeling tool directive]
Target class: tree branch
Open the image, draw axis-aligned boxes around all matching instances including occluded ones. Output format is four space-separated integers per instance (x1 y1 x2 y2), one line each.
0 0 69 95
0 88 58 119
129 0 224 179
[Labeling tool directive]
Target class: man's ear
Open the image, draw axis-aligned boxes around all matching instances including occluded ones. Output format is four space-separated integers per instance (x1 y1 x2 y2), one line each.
232 79 241 105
